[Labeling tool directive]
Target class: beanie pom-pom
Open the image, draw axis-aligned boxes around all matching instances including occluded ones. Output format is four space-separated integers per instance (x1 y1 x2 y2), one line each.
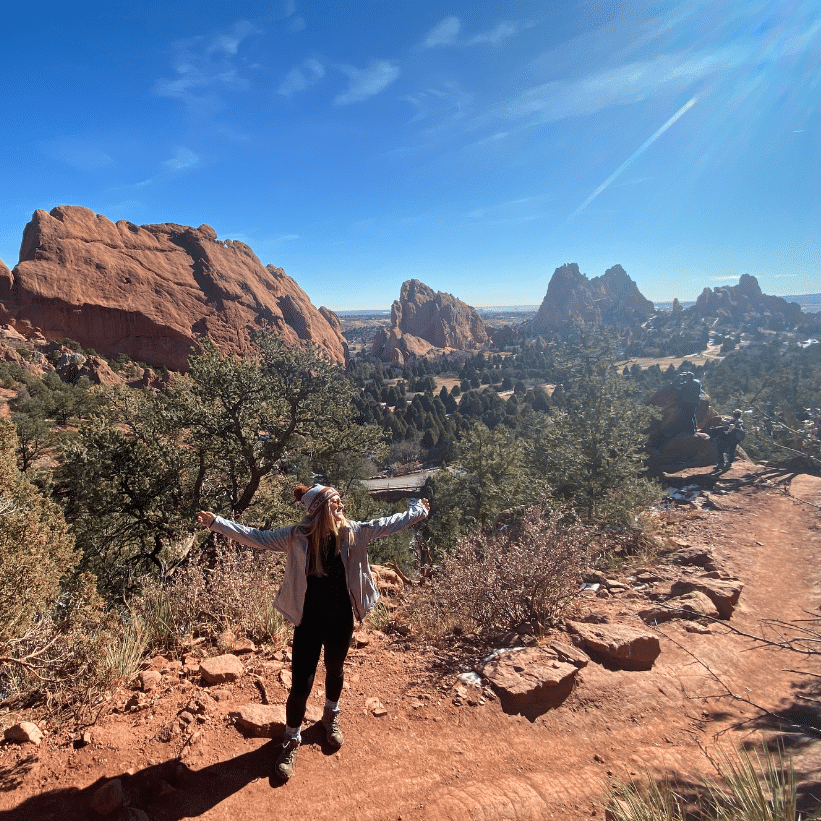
293 484 310 504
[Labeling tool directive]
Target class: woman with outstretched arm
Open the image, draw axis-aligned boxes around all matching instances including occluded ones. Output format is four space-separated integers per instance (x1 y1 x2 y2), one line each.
197 484 429 781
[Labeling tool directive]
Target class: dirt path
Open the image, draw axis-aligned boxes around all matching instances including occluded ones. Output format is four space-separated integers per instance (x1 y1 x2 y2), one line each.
1 463 820 821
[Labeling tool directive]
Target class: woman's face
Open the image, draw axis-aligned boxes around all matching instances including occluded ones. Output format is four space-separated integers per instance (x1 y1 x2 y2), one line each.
328 493 345 524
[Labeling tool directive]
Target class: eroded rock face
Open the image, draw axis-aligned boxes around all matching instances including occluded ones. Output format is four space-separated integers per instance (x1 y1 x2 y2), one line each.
529 263 654 333
2 206 347 371
372 279 488 360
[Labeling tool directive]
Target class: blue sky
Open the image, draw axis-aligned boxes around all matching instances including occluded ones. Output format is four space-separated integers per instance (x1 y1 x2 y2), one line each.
2 1 819 310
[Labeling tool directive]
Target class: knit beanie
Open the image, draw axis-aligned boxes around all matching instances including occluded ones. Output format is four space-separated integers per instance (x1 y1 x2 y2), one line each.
293 484 339 519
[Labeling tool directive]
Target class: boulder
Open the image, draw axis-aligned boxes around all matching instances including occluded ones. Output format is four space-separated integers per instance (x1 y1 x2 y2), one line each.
670 577 743 619
478 645 587 715
4 206 347 371
199 653 244 684
566 621 661 670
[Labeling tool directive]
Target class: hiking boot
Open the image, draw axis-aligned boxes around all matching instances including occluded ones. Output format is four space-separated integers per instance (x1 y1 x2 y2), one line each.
322 709 344 748
275 737 299 780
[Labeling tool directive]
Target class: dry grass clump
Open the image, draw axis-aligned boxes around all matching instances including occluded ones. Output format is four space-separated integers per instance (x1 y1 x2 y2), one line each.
129 542 289 656
410 500 589 641
603 742 817 821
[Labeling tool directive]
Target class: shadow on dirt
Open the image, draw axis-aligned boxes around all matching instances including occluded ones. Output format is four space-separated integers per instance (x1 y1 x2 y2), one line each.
0 741 285 820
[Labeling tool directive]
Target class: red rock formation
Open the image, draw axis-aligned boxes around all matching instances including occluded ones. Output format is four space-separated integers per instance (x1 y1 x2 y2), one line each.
2 206 347 371
691 273 804 324
372 279 488 361
529 263 654 332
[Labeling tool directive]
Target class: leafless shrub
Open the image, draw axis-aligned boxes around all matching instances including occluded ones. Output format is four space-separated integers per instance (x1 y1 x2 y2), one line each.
130 542 289 655
0 573 124 720
413 500 589 640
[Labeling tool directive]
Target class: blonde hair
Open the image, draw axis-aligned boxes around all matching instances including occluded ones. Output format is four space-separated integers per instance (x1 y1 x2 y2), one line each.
294 501 351 577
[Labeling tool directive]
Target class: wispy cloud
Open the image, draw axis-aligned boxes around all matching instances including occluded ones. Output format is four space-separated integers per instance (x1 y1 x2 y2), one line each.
710 276 741 281
423 17 460 48
154 20 262 111
468 21 530 45
334 60 399 105
507 52 721 125
278 58 325 96
421 16 527 48
162 147 200 172
467 195 550 224
44 138 114 171
134 147 200 188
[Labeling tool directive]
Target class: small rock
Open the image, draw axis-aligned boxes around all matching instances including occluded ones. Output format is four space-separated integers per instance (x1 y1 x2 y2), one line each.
231 638 256 654
4 722 43 746
210 688 232 702
178 711 194 725
279 669 292 688
89 778 124 815
353 631 370 648
148 655 169 671
139 670 162 692
365 697 387 717
199 654 244 685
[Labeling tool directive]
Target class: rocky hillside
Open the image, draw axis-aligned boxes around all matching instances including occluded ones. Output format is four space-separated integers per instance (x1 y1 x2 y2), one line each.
527 263 654 333
372 279 488 362
0 206 347 371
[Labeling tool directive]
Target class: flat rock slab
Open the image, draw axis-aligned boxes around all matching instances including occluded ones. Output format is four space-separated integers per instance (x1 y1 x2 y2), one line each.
667 546 716 568
200 654 244 684
567 621 660 671
478 646 585 716
670 577 743 619
639 590 719 624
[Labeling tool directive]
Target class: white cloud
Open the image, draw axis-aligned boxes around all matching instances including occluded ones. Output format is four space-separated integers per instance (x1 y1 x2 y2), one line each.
423 17 460 48
334 60 400 105
154 20 262 110
278 58 325 96
468 21 525 45
133 147 200 188
504 50 728 124
163 147 200 172
422 16 527 48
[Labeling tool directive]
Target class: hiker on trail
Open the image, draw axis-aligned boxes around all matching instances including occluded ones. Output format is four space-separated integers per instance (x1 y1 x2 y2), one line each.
709 409 746 472
197 485 429 781
671 371 702 434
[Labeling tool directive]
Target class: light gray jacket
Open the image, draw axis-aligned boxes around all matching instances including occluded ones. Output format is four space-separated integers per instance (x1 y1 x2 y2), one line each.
208 500 429 626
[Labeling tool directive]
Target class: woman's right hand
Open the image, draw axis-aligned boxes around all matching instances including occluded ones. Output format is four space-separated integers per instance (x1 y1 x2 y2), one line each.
197 510 216 529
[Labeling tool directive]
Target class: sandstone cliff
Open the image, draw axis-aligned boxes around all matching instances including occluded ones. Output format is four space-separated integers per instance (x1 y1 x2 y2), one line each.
529 263 654 333
0 206 347 371
372 279 488 361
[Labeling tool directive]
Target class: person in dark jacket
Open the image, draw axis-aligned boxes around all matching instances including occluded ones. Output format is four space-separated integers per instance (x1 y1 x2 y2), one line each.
671 371 702 434
197 485 429 781
709 409 746 471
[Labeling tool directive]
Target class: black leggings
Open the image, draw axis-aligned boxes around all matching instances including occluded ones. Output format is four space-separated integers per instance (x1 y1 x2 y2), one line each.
285 604 354 728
